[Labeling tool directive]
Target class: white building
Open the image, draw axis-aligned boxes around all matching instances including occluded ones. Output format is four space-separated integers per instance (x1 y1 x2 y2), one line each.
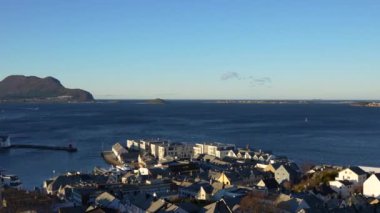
155 142 193 160
112 143 128 163
193 142 235 159
363 174 380 198
335 166 367 185
226 150 238 158
126 139 140 150
0 136 11 148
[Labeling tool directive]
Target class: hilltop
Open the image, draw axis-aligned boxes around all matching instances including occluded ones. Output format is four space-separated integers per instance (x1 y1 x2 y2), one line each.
0 75 94 103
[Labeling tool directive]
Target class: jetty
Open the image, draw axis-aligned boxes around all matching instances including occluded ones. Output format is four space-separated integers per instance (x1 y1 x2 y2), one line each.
1 135 77 152
9 144 77 152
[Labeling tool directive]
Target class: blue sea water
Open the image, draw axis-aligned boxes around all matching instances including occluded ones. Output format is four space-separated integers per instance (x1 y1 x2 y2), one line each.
1 100 380 188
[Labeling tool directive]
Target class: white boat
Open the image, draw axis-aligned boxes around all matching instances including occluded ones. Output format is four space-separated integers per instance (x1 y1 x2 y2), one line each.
0 173 22 188
116 165 132 172
0 135 11 149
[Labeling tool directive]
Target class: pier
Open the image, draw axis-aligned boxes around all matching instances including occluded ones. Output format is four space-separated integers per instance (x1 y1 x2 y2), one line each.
8 144 77 152
1 136 77 152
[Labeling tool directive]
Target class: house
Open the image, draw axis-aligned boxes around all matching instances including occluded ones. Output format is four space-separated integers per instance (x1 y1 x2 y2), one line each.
329 180 354 198
209 171 231 185
43 173 108 195
112 143 128 163
0 135 11 148
65 186 100 205
277 194 327 213
311 183 337 202
264 163 282 174
202 198 233 213
168 161 200 176
126 139 141 150
256 178 279 191
335 166 367 185
275 165 299 184
95 192 125 212
235 149 254 160
212 187 249 201
277 197 312 213
226 150 238 158
179 182 214 201
126 193 163 213
363 173 380 198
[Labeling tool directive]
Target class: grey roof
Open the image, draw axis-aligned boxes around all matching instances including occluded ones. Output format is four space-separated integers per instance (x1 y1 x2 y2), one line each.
312 184 336 196
261 178 279 189
374 173 380 180
277 198 304 213
339 180 353 186
329 207 356 213
112 143 126 155
146 199 166 212
298 194 325 209
349 166 366 176
178 202 201 213
48 174 108 192
58 206 85 213
270 163 283 170
95 192 116 207
128 193 169 212
185 182 214 194
202 198 232 213
277 164 298 177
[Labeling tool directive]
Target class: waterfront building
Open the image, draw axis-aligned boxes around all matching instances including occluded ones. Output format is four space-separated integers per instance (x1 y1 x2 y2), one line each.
112 143 128 163
126 139 140 150
156 142 193 160
193 142 235 159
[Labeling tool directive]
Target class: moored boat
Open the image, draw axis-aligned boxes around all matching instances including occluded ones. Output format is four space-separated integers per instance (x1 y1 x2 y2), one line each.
0 135 11 149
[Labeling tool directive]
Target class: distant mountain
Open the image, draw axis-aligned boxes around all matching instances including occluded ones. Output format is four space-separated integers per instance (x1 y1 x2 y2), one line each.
0 75 94 102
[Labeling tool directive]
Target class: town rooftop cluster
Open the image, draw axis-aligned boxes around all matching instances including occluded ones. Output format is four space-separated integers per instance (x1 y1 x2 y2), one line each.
2 139 380 212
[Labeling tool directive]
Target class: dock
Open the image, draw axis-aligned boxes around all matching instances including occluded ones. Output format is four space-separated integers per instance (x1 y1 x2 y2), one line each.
8 144 77 152
1 135 77 152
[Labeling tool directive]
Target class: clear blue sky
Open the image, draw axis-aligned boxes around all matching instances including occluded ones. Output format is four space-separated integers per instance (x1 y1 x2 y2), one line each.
0 0 379 99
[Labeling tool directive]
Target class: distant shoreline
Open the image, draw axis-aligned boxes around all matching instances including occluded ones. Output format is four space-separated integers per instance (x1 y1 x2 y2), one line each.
351 102 380 108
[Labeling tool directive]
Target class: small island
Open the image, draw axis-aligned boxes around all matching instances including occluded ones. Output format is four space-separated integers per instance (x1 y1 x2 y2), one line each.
145 98 167 105
0 75 94 103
